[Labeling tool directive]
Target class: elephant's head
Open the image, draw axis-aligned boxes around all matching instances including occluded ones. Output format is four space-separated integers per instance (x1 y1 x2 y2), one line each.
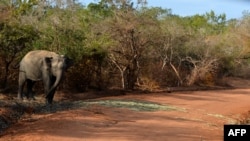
60 55 74 71
44 54 73 104
44 55 73 74
44 55 73 91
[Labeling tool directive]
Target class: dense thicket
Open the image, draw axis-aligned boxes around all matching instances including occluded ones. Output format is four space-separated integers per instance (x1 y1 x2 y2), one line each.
0 0 250 92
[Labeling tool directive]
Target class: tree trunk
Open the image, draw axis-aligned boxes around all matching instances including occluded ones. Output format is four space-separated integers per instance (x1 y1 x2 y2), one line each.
169 62 183 86
2 62 10 88
121 70 125 89
124 59 139 90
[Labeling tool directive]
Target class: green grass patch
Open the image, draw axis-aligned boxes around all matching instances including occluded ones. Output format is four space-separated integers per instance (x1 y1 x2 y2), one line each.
207 113 237 124
76 99 185 112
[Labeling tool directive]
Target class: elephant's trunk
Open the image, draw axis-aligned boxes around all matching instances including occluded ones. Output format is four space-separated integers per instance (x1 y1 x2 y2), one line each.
46 71 63 104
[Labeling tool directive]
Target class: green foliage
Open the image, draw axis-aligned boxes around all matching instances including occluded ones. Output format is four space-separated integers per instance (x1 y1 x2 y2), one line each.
0 21 38 88
182 10 227 35
11 0 39 16
87 1 113 18
0 22 38 59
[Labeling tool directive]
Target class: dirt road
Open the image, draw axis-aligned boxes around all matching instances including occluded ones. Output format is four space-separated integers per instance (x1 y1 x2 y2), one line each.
1 86 250 141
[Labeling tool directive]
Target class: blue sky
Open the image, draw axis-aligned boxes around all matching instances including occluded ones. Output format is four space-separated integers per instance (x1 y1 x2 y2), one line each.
78 0 250 20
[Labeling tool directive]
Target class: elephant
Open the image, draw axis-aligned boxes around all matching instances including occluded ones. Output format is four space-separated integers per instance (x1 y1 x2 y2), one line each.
17 50 73 104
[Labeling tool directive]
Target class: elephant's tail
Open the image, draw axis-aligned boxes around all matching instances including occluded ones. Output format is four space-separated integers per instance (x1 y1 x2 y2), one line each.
12 62 20 69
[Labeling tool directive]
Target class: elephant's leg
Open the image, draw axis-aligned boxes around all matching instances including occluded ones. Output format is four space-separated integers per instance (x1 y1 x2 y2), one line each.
17 73 26 100
43 80 50 104
27 79 36 100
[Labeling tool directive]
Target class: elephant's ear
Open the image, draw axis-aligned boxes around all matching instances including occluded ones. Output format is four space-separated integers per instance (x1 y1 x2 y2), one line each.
66 57 73 66
44 57 53 70
64 57 74 70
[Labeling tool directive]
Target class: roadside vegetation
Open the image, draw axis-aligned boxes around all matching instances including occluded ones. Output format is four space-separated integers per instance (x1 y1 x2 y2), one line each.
0 0 250 92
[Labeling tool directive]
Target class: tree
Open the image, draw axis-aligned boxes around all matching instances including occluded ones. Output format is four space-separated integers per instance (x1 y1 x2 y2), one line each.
0 22 38 88
156 15 190 86
0 0 39 88
95 0 161 89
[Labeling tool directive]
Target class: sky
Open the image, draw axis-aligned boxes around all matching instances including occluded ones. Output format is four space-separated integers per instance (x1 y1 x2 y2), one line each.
78 0 250 20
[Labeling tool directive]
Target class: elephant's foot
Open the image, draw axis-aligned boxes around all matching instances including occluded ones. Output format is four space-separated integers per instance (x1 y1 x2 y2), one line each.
23 97 29 102
17 95 24 101
17 97 23 101
16 96 28 103
29 96 36 101
44 103 56 113
46 96 53 105
17 93 23 100
29 91 36 101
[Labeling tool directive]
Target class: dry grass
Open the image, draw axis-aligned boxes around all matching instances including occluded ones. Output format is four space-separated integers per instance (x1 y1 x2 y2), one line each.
235 111 250 125
137 77 160 92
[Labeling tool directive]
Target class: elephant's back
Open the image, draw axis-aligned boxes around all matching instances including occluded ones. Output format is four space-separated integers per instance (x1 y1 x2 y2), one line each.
20 50 60 70
24 50 59 59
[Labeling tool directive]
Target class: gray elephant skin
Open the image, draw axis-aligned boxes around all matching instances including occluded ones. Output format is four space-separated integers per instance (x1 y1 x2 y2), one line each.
17 50 73 104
